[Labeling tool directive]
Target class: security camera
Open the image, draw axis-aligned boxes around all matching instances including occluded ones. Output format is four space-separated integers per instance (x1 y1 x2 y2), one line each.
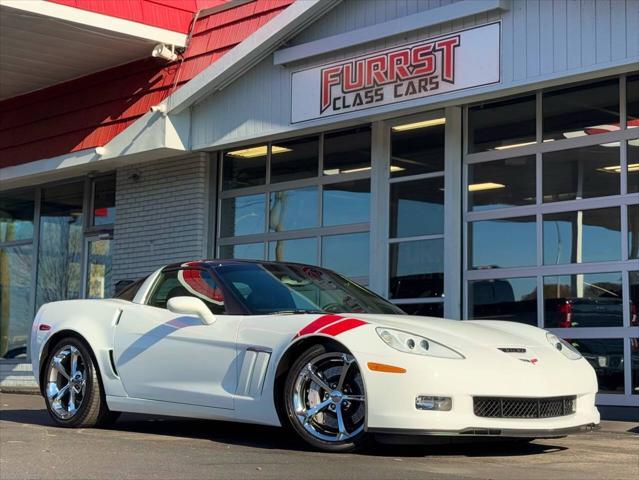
152 43 178 62
150 104 167 113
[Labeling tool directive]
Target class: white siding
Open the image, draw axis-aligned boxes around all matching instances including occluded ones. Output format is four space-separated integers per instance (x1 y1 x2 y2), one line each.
191 0 639 150
112 154 211 284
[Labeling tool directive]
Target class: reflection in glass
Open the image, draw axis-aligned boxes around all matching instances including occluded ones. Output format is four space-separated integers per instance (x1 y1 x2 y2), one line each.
0 245 32 359
269 237 318 265
630 205 639 259
468 156 536 211
632 337 638 395
270 136 319 183
543 79 619 141
390 122 444 176
543 272 622 328
323 180 370 227
468 95 536 153
92 175 116 226
322 232 369 278
469 277 537 325
36 183 84 311
219 243 264 260
400 302 443 318
389 239 443 299
220 194 265 237
628 74 639 128
569 338 624 394
628 143 639 194
390 177 444 237
0 190 34 242
86 238 113 299
323 127 371 175
542 144 620 202
630 272 639 328
543 207 621 265
470 217 536 269
222 146 267 189
269 187 318 232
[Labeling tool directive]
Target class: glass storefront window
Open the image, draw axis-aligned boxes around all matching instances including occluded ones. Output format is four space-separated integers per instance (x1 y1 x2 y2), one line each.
323 180 370 227
632 338 639 395
222 145 267 189
390 177 444 237
470 216 536 269
543 272 622 328
469 277 537 326
35 183 84 310
468 95 536 153
630 272 639 328
322 232 369 278
220 243 264 260
629 205 639 259
569 338 624 394
92 175 116 226
269 187 318 232
390 121 444 176
220 194 265 237
269 238 317 265
628 142 639 194
400 302 443 318
0 190 34 242
389 239 443 299
468 156 536 211
542 144 620 202
323 127 371 175
542 79 619 141
270 136 319 184
627 74 639 128
0 245 32 359
543 207 621 265
86 238 113 299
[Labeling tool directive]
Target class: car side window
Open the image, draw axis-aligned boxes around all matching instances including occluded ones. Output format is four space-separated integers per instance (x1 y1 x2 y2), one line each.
147 269 225 314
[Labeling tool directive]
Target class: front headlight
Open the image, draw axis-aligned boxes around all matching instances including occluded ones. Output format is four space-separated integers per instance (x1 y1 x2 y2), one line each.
546 333 582 360
376 327 464 359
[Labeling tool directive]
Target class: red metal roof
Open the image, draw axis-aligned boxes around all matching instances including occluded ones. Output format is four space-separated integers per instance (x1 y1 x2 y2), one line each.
46 0 228 33
0 0 294 169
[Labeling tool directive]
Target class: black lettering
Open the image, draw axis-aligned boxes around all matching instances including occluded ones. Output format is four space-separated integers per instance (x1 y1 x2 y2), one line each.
405 80 417 96
394 83 404 98
375 87 384 102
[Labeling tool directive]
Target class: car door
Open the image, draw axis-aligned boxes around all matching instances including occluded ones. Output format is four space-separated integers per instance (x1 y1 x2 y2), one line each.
113 267 240 410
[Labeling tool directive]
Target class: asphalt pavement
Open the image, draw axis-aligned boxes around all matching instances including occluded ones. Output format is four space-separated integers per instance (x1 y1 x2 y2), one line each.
1 393 637 480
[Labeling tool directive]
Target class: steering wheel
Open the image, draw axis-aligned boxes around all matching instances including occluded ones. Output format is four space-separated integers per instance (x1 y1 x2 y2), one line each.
322 303 343 313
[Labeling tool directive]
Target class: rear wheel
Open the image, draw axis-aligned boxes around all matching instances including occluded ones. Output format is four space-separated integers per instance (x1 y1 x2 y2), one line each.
43 337 118 427
284 344 368 452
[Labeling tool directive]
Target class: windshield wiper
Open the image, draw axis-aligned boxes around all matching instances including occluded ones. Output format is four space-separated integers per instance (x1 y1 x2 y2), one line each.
267 309 325 315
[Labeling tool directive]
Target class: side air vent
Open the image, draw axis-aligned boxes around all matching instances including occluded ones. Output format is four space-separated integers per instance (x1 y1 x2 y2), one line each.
498 347 527 353
237 347 271 398
108 349 119 377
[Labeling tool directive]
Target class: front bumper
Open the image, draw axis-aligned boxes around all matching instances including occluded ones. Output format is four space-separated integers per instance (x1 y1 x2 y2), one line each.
355 349 601 435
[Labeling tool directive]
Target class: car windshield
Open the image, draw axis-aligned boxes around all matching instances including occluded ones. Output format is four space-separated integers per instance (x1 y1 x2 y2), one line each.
215 262 405 315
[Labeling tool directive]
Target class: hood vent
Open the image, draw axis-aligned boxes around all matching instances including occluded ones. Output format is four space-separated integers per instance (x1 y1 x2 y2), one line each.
498 347 527 353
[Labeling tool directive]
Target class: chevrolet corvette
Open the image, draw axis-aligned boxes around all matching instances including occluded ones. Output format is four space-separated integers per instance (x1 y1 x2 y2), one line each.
31 260 600 452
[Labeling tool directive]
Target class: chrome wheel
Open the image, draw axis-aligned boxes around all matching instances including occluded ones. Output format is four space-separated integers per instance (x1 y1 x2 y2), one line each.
291 352 365 443
46 345 87 420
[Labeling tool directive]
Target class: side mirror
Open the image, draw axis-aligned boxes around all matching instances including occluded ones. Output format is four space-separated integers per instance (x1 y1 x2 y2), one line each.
167 296 216 325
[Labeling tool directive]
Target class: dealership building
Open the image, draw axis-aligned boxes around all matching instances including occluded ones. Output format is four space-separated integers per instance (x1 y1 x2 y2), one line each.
0 0 638 416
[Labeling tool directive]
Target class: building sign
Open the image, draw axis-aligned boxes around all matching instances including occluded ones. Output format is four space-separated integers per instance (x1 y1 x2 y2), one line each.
291 23 500 123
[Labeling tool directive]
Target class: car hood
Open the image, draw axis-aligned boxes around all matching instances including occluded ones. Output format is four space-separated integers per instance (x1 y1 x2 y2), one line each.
351 314 548 350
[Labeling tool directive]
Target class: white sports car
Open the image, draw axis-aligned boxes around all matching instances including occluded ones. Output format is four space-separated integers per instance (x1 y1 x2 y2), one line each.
31 260 600 452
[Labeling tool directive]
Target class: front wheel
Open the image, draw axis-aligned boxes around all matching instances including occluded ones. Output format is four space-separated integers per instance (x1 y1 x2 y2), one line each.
284 344 368 452
43 337 117 427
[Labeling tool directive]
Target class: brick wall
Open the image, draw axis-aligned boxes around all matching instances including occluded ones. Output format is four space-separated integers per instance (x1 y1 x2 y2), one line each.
113 153 212 285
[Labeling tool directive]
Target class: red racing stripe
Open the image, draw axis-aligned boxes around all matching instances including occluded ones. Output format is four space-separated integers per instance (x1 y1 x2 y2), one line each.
296 314 343 338
318 318 367 337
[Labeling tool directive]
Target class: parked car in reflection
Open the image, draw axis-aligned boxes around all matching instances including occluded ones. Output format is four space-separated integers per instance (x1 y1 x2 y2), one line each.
545 297 624 328
470 279 537 326
568 338 624 393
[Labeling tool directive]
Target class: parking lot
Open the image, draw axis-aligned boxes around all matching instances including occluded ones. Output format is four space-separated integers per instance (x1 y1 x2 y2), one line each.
1 393 637 480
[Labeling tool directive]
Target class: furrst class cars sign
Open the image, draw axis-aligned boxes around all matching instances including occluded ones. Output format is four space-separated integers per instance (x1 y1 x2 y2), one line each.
291 23 500 123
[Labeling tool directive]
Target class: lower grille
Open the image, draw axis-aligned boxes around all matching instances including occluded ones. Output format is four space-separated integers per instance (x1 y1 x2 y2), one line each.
474 396 576 419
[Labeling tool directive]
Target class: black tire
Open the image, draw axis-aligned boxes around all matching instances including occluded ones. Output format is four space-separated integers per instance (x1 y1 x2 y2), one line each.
283 344 369 452
43 337 117 428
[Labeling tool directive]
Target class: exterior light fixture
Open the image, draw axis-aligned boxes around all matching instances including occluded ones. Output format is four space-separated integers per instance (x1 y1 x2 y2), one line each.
95 147 106 155
494 141 536 150
152 43 178 62
226 145 292 158
468 182 506 192
392 118 446 131
598 163 639 173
